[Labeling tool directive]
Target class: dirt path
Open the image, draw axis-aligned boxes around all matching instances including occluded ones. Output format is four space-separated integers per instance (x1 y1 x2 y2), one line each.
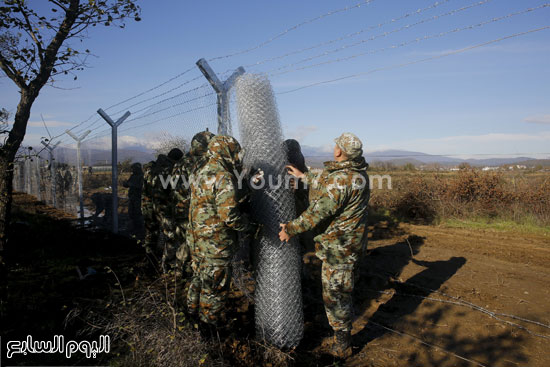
5 194 549 366
343 224 550 367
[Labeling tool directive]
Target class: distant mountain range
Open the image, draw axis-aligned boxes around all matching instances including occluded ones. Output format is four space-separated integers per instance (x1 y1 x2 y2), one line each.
301 146 549 168
48 145 549 168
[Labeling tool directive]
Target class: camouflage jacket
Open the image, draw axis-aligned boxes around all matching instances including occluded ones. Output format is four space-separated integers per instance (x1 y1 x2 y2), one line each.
188 136 253 260
150 156 176 219
286 157 370 265
170 156 191 224
141 161 156 219
124 172 143 199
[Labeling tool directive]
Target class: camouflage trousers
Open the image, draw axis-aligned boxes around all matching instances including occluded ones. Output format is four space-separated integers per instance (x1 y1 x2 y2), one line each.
128 195 143 231
143 210 178 271
187 257 231 325
143 206 159 253
159 214 178 271
321 261 355 332
174 225 190 272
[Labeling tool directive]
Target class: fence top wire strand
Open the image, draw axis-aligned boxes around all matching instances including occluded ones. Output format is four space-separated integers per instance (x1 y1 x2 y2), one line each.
65 74 207 139
276 26 550 94
59 83 216 145
54 3 548 145
269 4 550 77
53 0 477 142
57 0 378 140
371 288 550 340
242 0 473 70
57 68 201 139
207 0 379 62
366 320 490 367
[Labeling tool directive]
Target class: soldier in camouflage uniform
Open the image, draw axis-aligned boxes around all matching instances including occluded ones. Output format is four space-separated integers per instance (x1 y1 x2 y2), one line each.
187 135 257 327
172 131 215 274
280 133 369 358
153 149 184 271
141 160 158 253
141 149 182 267
123 162 144 233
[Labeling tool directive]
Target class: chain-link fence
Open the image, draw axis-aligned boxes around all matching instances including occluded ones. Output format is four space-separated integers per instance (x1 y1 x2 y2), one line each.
234 73 304 349
12 71 304 349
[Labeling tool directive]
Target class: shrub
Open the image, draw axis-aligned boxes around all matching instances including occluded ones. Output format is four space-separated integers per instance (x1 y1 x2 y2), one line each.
369 170 550 226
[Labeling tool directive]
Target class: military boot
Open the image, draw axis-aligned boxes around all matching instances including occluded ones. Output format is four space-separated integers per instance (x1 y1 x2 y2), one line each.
330 330 352 359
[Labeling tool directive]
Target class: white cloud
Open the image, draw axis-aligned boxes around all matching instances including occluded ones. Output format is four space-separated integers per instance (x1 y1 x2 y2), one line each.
9 120 74 128
286 125 319 141
83 135 162 151
524 115 550 125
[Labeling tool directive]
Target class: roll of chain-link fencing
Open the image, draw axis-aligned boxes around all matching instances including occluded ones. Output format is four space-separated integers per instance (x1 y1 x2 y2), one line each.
233 73 304 349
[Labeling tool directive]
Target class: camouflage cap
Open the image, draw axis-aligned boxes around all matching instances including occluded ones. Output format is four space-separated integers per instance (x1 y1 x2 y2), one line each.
207 135 242 171
190 131 215 158
334 132 363 159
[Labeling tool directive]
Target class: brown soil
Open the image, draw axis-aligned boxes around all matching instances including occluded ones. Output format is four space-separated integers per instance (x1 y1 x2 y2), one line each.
3 193 549 366
332 223 550 367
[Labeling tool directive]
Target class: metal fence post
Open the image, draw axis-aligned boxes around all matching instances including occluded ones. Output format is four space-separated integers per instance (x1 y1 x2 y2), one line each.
66 129 91 222
24 158 31 194
196 58 245 135
41 141 60 207
97 109 131 233
35 157 41 201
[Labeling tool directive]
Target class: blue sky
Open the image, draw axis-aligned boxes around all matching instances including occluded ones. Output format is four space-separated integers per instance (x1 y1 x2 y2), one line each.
1 0 549 158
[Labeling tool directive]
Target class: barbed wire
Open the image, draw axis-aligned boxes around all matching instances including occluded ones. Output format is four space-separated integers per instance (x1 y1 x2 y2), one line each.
67 6 525 146
103 66 198 111
108 76 208 117
242 0 477 70
83 100 219 142
405 284 550 330
48 3 549 148
65 77 208 139
277 26 550 94
271 4 549 76
70 82 212 137
119 103 217 134
371 288 550 339
53 0 381 139
207 0 378 62
122 92 216 124
366 320 490 367
53 68 202 142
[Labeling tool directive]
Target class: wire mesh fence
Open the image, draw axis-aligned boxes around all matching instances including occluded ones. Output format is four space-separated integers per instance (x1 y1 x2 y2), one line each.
234 73 304 349
11 70 305 349
9 1 550 351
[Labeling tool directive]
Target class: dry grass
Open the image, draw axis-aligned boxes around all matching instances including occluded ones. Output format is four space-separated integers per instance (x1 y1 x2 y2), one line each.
369 170 550 227
70 273 224 367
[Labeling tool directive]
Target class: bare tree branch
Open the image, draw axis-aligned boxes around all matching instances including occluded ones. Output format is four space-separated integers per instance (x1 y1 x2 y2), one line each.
0 53 27 89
